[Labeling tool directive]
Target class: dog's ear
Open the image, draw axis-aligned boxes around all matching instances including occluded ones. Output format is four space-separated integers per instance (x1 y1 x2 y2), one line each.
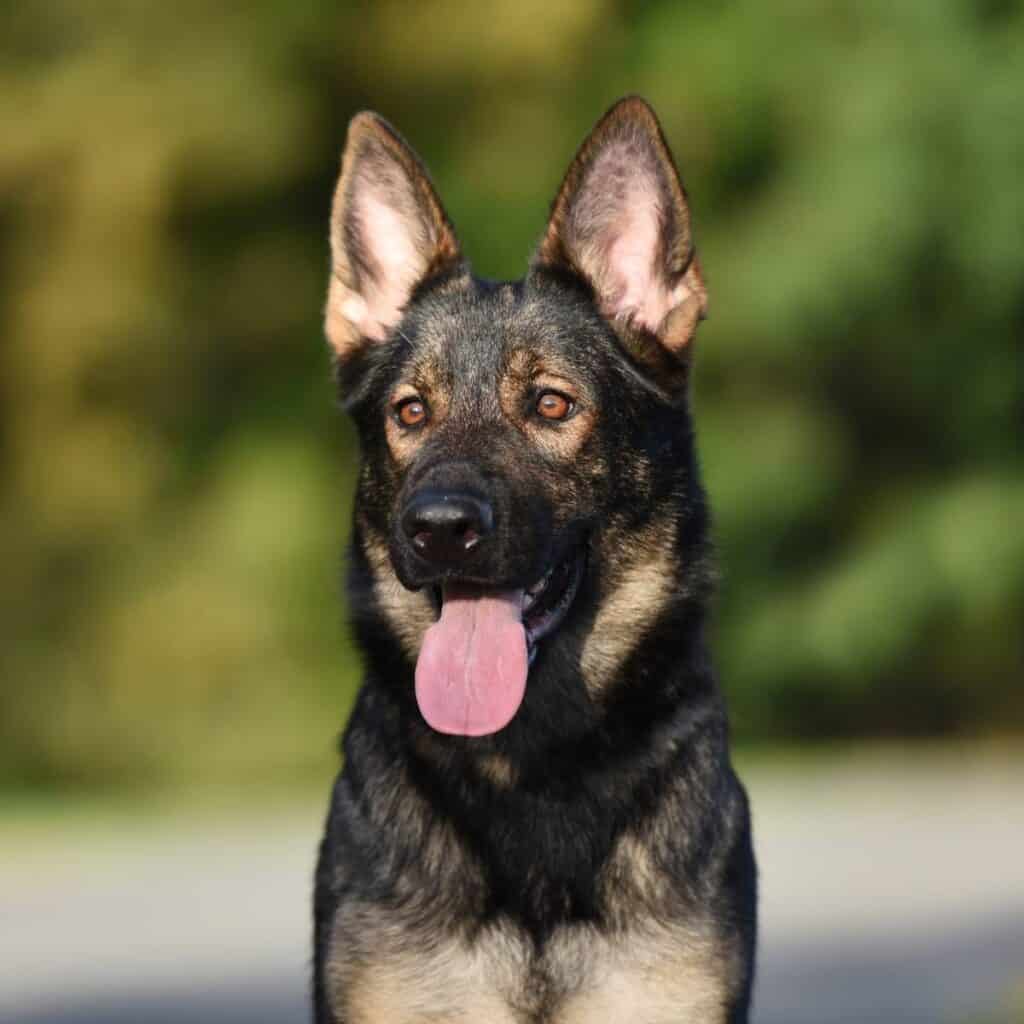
326 112 463 366
534 97 707 391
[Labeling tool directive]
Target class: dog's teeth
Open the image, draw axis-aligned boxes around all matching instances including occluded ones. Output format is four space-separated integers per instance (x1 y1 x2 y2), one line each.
524 567 555 610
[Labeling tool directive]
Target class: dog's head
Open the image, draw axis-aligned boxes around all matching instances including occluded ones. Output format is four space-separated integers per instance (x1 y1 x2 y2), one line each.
326 98 709 738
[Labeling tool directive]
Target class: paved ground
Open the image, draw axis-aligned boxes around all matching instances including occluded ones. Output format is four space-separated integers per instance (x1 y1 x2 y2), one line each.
2 749 1022 1023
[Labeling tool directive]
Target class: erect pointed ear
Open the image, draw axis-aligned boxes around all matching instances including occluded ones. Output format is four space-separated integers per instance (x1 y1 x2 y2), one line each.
325 112 463 364
534 97 707 389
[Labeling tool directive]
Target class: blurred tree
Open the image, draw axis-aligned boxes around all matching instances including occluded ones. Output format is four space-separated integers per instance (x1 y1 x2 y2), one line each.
0 0 1021 791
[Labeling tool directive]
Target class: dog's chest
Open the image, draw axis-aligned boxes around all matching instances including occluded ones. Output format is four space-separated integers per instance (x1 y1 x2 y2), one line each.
327 909 732 1023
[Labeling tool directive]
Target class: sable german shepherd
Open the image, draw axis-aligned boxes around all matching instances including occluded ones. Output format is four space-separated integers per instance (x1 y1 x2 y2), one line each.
313 97 757 1023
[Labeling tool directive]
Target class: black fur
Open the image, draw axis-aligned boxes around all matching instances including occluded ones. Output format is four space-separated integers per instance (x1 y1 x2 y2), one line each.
314 98 756 1023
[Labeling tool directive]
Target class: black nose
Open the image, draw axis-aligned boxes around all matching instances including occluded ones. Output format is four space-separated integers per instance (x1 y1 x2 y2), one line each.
401 490 494 568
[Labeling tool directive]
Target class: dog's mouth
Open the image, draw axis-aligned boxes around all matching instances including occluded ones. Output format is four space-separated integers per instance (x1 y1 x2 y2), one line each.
415 545 585 737
521 545 586 654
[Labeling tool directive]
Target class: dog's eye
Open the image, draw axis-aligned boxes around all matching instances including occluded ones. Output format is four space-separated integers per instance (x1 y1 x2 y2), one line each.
535 390 574 421
395 397 428 428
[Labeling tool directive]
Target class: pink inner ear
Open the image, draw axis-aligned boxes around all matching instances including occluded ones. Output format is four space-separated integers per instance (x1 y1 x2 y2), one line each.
604 182 679 332
345 191 428 341
572 140 691 334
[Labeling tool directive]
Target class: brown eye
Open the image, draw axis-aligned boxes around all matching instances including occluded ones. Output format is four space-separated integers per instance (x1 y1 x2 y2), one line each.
536 390 573 421
396 397 427 428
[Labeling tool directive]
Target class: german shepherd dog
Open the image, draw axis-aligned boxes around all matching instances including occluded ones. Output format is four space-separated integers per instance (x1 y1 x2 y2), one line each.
313 97 757 1022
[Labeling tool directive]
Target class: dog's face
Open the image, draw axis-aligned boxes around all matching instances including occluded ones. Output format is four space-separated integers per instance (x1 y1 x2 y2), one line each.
326 99 708 738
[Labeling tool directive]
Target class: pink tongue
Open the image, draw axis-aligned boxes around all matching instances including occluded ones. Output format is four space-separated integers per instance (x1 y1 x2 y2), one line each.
415 584 528 736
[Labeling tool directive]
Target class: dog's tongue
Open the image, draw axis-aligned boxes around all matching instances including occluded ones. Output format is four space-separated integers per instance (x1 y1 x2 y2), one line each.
415 584 528 736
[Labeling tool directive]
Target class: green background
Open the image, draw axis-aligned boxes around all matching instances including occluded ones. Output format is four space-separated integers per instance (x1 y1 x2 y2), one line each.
1 0 1022 793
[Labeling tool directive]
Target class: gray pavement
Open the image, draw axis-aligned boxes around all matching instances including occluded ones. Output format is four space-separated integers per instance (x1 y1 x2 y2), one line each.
2 750 1022 1023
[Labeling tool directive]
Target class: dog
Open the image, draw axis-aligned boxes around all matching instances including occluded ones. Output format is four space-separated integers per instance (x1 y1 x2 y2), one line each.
313 96 757 1023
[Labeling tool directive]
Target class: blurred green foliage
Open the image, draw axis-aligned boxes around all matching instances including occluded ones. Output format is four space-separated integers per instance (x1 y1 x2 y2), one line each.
1 0 1022 791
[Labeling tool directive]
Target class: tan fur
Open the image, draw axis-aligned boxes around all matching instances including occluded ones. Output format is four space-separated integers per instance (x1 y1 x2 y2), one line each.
325 775 741 1022
329 907 735 1024
327 808 736 1022
554 923 734 1023
341 945 520 1024
359 522 435 660
477 752 517 788
328 908 528 1024
603 830 664 910
580 516 678 694
527 377 594 463
498 348 596 462
384 366 451 466
497 346 539 408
